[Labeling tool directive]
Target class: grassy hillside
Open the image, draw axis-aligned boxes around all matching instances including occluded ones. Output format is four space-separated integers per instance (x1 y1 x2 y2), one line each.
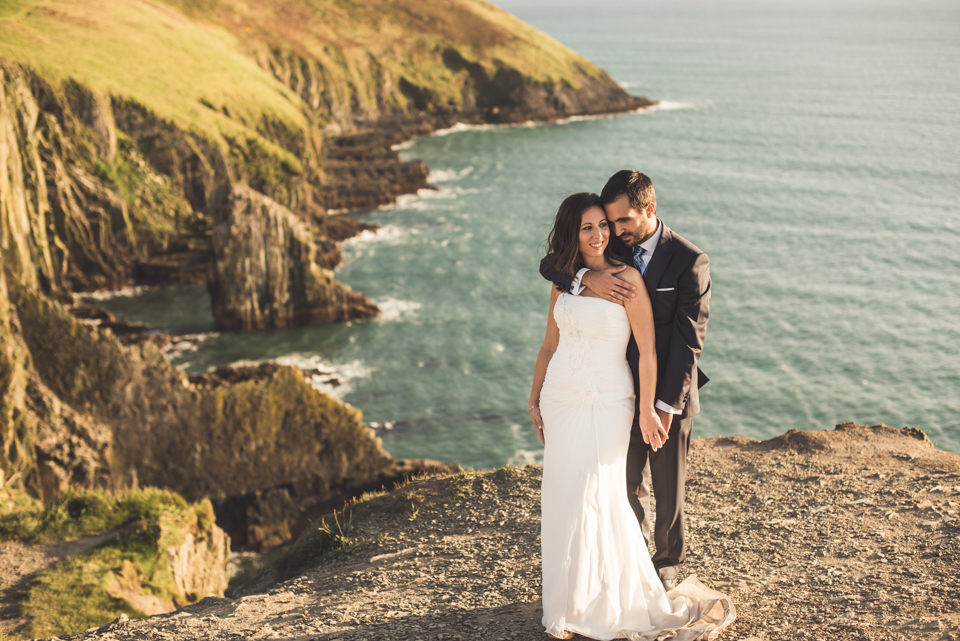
159 0 605 111
0 0 307 167
1 0 613 151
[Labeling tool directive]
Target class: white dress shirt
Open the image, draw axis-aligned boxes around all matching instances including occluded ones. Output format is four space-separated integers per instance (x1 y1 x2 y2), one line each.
568 221 682 416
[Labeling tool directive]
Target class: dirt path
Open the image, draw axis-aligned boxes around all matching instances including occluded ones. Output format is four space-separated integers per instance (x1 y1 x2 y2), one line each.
35 424 960 641
1 531 117 635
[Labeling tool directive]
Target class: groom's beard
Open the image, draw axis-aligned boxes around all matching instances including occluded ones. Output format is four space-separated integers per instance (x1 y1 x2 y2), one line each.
622 219 657 247
621 228 645 248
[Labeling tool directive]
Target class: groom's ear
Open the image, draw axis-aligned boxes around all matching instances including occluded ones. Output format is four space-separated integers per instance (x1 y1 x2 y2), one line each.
645 202 657 218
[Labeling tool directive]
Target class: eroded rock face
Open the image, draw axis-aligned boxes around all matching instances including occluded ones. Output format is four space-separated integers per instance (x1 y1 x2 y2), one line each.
2 272 431 549
209 184 378 331
166 524 231 601
0 269 115 501
213 457 461 549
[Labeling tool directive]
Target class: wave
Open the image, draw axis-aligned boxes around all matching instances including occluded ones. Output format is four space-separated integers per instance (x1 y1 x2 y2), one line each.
428 166 474 182
377 186 482 212
340 224 417 249
393 102 680 152
508 423 543 466
508 448 543 466
75 285 157 300
645 101 696 112
230 354 372 399
431 122 497 136
374 297 422 323
162 332 219 365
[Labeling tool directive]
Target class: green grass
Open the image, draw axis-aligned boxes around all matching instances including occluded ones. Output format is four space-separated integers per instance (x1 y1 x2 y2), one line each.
0 484 40 517
1 0 604 139
0 486 196 543
10 488 218 639
0 0 306 164
451 469 488 498
161 0 601 110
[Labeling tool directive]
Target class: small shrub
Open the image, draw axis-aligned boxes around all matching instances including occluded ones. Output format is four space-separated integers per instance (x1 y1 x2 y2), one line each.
451 470 483 498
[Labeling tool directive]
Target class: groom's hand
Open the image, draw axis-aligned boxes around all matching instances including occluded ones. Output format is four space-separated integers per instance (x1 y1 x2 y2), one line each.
582 266 636 304
655 408 674 436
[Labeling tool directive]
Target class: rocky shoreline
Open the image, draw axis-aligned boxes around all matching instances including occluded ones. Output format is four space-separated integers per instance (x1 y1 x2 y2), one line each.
34 424 959 641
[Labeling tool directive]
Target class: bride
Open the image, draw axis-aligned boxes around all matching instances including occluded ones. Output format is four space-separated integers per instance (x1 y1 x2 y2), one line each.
528 193 735 640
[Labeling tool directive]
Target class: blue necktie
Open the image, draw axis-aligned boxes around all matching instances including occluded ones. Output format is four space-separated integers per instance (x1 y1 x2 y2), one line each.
633 246 646 276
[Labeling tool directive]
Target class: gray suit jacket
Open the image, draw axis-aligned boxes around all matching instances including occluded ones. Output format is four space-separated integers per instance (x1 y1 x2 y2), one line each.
539 221 711 422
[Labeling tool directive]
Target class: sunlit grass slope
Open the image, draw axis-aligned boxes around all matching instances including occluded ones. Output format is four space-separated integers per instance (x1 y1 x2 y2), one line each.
160 0 605 109
0 0 307 163
1 0 610 148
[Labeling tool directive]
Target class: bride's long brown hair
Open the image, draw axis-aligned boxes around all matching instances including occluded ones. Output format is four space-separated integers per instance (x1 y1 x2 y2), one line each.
546 192 623 287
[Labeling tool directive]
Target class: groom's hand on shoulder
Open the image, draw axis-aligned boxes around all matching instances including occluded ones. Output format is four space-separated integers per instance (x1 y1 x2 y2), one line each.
583 266 636 304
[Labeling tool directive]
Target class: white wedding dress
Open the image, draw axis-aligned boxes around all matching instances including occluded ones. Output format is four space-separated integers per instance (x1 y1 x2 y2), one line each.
539 294 735 641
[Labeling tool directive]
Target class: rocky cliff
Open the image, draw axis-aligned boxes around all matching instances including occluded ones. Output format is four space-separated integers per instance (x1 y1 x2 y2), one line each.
1 0 646 513
0 0 645 559
1 0 651 329
2 267 456 548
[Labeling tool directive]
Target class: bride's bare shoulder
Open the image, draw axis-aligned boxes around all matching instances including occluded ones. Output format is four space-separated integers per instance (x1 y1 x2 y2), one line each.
614 264 643 286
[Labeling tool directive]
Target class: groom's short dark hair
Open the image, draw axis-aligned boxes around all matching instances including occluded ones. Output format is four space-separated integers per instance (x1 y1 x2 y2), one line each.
601 170 656 212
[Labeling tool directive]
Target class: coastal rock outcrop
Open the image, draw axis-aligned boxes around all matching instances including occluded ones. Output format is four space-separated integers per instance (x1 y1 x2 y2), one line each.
3 272 454 549
210 185 378 331
2 0 654 326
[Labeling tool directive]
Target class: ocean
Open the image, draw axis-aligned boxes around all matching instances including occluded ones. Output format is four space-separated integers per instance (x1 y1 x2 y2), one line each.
84 7 960 469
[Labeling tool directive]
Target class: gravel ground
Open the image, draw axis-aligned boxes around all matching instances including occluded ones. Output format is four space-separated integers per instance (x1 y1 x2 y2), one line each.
38 424 960 641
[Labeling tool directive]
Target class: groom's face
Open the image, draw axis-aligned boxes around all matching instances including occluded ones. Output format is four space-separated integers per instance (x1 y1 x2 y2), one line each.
604 195 658 248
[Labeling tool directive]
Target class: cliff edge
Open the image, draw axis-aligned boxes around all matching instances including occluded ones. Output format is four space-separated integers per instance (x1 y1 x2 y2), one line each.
48 424 960 641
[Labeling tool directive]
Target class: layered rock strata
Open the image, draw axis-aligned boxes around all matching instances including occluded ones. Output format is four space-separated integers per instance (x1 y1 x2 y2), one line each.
210 185 378 331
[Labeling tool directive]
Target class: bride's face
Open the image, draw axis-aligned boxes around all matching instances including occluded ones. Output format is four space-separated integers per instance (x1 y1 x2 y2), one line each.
578 206 610 259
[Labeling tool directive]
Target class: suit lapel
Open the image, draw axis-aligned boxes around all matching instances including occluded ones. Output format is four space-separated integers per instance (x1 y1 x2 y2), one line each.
643 221 673 295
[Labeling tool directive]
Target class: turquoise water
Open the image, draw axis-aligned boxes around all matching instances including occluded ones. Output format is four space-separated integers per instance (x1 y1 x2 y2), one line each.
87 9 960 468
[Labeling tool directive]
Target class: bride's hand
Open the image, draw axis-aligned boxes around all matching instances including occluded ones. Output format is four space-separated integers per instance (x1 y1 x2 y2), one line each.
639 410 667 451
530 406 545 445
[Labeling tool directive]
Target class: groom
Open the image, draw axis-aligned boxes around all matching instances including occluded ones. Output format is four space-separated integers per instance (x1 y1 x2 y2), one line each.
539 170 711 589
